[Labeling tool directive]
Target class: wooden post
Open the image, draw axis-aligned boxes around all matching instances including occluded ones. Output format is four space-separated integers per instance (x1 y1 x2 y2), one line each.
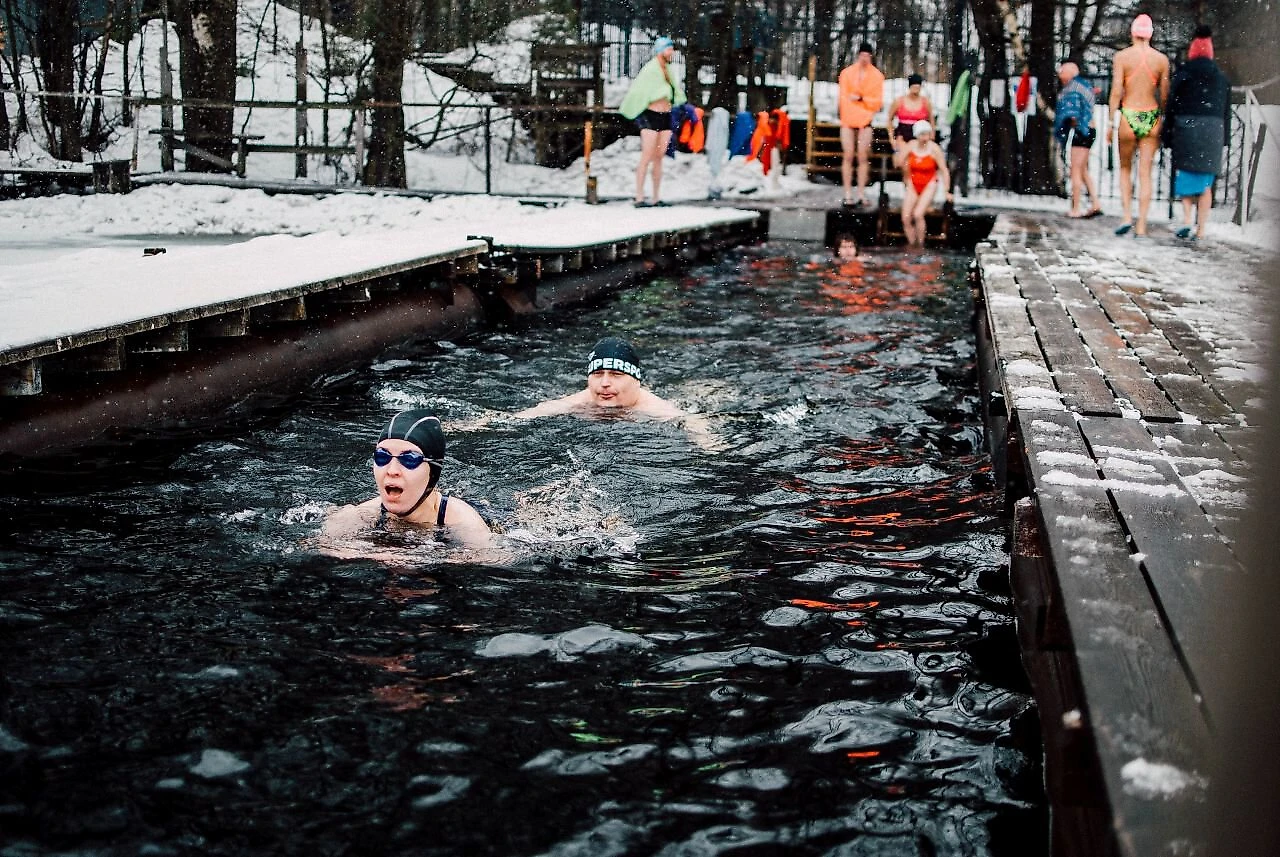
806 55 816 180
159 0 174 172
584 90 597 204
295 36 307 178
355 105 366 184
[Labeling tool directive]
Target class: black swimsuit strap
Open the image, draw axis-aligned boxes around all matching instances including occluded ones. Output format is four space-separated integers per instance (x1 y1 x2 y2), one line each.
437 494 449 528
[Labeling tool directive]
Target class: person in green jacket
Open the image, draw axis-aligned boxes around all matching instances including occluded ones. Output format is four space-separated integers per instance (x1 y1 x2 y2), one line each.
619 37 687 206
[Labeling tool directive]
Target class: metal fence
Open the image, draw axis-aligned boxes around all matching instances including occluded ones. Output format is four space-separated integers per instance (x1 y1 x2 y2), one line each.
3 84 1271 226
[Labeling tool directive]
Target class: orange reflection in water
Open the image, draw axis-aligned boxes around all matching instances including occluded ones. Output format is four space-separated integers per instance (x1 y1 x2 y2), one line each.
803 253 946 317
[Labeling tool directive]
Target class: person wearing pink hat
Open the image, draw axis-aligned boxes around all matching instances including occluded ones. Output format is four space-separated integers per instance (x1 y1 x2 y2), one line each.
1107 13 1170 236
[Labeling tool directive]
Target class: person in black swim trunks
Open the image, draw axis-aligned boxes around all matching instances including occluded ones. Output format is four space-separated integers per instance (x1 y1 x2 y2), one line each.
323 409 493 549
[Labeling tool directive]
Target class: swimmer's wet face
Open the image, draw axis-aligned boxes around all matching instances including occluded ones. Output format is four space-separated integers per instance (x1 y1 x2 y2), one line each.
373 438 437 516
587 368 643 408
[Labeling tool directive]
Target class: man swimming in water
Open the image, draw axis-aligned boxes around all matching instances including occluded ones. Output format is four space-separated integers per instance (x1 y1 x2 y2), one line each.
323 409 494 550
516 337 686 419
1107 13 1169 237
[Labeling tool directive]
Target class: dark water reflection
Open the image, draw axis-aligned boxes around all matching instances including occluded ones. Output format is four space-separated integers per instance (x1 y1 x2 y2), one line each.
0 243 1042 856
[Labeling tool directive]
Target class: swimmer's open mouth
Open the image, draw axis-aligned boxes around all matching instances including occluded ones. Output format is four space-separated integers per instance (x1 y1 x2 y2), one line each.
383 486 404 499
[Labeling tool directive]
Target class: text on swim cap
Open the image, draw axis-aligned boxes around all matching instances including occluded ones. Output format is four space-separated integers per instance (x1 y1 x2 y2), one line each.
587 357 641 378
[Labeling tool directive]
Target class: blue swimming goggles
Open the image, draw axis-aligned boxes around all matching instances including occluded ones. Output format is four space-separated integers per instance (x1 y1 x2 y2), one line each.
373 447 440 470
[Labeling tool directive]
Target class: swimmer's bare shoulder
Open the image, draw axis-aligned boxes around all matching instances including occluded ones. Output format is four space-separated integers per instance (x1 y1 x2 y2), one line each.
442 497 495 549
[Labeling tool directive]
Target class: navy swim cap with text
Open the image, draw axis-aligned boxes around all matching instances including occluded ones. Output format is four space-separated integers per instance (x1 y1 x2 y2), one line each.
586 337 643 381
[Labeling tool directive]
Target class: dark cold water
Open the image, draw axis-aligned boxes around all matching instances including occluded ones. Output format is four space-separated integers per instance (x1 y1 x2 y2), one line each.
0 243 1043 856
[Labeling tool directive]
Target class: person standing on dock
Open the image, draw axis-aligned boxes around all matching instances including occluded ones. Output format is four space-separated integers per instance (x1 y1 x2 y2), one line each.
886 73 933 151
323 410 494 551
619 37 687 208
1054 58 1103 219
838 43 885 208
1165 26 1231 242
895 120 952 248
1107 14 1170 237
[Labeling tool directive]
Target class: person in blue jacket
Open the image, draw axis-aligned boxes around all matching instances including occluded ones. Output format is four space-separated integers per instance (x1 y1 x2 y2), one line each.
618 37 687 206
1053 58 1102 219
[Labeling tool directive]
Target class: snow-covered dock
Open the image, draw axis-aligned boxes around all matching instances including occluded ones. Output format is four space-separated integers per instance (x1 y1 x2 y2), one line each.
0 204 760 458
973 213 1271 857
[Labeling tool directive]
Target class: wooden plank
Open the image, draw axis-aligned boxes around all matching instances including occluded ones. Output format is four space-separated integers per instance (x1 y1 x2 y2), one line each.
1080 275 1235 423
1102 279 1260 415
1077 416 1243 722
1050 276 1180 421
1147 422 1250 547
1025 297 1122 416
1017 409 1212 857
127 323 189 353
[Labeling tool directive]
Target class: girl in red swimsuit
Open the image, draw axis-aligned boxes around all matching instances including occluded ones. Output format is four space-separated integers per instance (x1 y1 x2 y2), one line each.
895 120 952 248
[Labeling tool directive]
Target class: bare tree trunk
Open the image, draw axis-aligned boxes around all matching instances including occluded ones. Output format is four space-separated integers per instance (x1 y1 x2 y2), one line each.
362 0 412 188
86 1 118 150
37 0 82 161
1 0 29 135
880 0 908 78
709 0 740 111
173 0 239 173
0 15 9 146
812 0 835 80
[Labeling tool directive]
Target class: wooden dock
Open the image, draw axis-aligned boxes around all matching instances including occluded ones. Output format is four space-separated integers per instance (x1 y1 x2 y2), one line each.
0 205 761 461
973 212 1272 856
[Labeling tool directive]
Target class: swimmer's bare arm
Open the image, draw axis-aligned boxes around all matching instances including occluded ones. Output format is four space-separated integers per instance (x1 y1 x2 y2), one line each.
513 390 593 418
633 390 727 452
1107 55 1126 140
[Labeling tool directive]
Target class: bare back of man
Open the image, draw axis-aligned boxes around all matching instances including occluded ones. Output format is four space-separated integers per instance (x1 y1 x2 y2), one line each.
1108 36 1170 235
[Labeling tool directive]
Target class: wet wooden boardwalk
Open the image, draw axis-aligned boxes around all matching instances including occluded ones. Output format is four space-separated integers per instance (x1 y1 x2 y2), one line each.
973 212 1272 857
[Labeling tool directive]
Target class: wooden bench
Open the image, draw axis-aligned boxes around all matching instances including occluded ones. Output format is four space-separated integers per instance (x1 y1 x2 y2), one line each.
151 130 355 177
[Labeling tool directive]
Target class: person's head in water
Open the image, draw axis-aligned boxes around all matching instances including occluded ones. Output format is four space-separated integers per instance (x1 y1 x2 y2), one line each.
373 410 445 518
585 337 644 409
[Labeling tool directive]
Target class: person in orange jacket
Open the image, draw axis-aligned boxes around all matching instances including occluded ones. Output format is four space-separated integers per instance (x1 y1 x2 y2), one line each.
838 43 885 208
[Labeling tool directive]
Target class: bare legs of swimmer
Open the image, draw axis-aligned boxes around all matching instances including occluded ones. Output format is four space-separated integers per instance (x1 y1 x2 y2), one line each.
1112 116 1161 235
635 126 672 205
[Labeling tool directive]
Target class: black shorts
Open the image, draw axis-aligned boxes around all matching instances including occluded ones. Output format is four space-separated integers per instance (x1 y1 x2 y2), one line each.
634 109 671 132
894 122 916 141
1070 127 1095 149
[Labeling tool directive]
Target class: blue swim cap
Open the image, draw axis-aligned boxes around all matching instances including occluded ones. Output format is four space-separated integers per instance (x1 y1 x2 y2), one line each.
586 337 642 381
653 37 674 55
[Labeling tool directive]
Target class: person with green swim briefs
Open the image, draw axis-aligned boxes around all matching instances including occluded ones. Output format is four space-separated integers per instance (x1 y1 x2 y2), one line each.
1107 13 1169 237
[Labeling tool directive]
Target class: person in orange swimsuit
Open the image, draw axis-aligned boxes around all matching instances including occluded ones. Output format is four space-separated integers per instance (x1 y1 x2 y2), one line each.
1107 13 1170 236
895 120 952 248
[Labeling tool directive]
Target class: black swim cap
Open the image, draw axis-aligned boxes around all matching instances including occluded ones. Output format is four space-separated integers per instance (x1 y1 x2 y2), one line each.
858 42 875 56
377 410 445 515
586 337 642 381
378 410 445 461
908 73 924 87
